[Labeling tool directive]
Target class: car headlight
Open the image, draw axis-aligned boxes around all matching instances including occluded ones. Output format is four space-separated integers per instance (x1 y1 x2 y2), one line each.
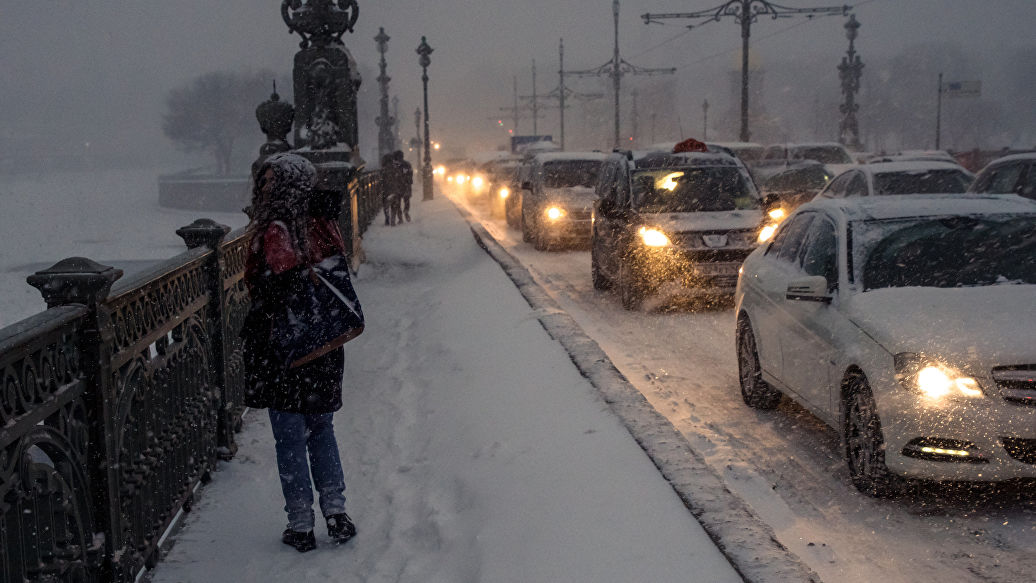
638 226 670 247
455 174 466 184
545 207 566 220
472 176 484 188
768 208 787 221
499 187 510 199
894 353 984 400
757 224 778 243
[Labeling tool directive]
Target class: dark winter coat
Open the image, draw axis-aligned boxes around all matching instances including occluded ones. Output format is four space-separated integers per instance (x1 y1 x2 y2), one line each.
241 218 347 414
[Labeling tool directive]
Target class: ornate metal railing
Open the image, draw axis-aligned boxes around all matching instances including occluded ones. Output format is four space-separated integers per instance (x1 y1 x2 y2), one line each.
0 170 386 582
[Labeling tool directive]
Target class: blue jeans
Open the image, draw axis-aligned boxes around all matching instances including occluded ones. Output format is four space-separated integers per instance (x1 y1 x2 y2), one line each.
268 410 347 532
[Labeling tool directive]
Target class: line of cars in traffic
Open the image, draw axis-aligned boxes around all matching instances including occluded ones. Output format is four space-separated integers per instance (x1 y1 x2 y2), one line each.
439 144 1035 496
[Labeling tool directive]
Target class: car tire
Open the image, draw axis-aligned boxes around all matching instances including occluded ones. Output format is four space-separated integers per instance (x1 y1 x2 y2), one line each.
591 243 610 290
619 260 643 310
844 374 899 498
735 317 782 409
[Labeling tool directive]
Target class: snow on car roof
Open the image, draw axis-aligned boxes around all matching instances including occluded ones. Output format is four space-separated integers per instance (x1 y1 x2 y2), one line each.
860 160 971 175
634 151 739 168
708 141 764 149
533 151 608 163
984 152 1036 165
805 193 1036 222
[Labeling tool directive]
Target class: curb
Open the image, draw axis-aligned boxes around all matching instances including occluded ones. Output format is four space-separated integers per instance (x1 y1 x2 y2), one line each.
460 208 821 583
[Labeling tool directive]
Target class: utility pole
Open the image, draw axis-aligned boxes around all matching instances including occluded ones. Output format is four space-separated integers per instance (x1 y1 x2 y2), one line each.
532 60 539 135
570 0 675 148
492 76 547 135
935 72 943 150
560 39 567 149
631 89 639 145
838 14 863 149
375 27 396 160
643 0 848 142
703 99 710 140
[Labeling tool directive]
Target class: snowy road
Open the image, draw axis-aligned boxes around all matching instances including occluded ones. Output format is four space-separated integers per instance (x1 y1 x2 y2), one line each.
452 192 1036 583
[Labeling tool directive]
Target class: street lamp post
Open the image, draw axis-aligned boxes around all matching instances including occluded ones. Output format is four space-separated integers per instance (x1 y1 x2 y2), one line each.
838 14 863 150
417 36 434 201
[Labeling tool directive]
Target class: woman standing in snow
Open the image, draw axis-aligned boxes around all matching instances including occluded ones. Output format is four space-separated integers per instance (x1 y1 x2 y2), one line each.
242 152 357 553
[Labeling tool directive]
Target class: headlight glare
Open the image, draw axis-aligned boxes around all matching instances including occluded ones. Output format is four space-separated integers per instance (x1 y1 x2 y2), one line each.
895 353 984 400
546 207 566 220
758 224 778 243
638 226 671 247
499 187 510 199
768 208 787 221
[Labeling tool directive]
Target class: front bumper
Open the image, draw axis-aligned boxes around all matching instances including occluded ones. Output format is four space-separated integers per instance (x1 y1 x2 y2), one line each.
632 247 753 295
879 386 1036 481
539 217 593 246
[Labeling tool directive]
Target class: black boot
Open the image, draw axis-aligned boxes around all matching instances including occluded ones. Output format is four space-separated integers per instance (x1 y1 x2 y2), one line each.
326 513 357 544
282 528 316 553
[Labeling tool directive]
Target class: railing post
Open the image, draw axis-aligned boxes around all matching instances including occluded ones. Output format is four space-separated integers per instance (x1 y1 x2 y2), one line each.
176 219 236 460
27 257 124 580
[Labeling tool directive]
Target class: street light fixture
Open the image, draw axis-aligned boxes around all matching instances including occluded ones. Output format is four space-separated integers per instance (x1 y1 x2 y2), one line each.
417 36 434 201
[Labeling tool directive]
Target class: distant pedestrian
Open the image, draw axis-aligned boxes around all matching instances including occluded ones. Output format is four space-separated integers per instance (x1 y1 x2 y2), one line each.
380 153 398 226
394 150 414 222
241 153 358 553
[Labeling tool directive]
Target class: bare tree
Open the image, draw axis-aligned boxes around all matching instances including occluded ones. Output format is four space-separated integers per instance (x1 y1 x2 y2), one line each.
162 70 274 175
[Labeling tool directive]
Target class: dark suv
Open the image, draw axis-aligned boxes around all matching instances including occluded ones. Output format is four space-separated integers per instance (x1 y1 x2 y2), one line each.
591 151 764 309
518 152 606 250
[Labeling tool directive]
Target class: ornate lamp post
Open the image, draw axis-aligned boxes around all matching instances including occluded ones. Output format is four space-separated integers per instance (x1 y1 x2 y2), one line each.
417 36 434 201
838 14 863 150
375 27 396 160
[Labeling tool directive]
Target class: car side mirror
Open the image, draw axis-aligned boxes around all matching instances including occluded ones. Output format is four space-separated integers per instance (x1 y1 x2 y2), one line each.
598 198 616 215
763 193 781 210
521 181 533 191
786 276 833 303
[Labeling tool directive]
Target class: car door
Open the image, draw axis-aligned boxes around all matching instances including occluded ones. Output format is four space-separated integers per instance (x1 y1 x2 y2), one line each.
746 212 816 386
593 162 625 279
779 215 848 423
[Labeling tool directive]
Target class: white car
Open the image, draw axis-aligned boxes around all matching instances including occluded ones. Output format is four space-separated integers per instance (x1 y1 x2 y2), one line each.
816 161 974 199
734 194 1036 496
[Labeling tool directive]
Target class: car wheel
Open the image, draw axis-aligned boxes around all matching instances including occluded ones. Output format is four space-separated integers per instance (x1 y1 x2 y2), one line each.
521 205 534 243
591 243 610 290
844 375 898 497
618 260 643 310
735 317 782 409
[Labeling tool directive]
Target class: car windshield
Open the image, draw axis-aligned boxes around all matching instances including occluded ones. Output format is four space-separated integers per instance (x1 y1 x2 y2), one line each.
633 167 759 213
542 161 601 188
856 214 1036 290
764 167 830 192
791 146 853 164
485 162 518 180
874 169 972 194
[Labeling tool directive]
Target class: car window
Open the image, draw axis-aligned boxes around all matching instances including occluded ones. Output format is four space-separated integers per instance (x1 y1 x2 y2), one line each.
976 162 1024 194
858 214 1036 290
822 173 851 198
874 169 973 194
632 167 759 212
801 218 839 288
617 165 631 208
845 173 868 197
770 213 815 263
764 146 785 160
791 146 853 165
542 161 601 188
597 162 616 201
1022 164 1036 199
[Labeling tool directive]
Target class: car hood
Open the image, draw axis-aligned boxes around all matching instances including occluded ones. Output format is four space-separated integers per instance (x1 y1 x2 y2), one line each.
846 285 1036 370
649 210 763 233
543 186 597 209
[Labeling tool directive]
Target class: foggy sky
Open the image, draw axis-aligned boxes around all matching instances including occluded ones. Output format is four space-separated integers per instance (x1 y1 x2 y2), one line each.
1 0 1033 168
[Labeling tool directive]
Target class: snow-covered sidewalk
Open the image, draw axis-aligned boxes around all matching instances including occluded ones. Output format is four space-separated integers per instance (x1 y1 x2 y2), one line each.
151 197 742 583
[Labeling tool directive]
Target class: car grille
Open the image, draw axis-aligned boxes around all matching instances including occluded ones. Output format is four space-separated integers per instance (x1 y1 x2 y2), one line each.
1001 438 1036 464
671 229 757 250
992 365 1036 407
